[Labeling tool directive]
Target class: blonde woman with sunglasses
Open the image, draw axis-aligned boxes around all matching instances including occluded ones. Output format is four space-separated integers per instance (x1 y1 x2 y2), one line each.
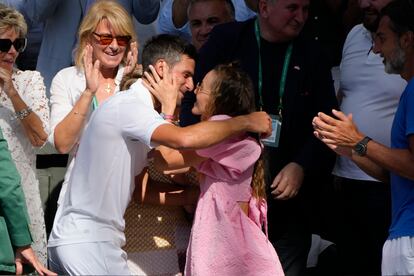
48 0 138 207
0 3 50 267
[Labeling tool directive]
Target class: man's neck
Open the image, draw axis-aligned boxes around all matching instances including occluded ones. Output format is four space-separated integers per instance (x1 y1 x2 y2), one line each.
401 52 414 81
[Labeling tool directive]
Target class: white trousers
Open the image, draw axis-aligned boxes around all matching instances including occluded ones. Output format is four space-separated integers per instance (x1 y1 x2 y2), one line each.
48 241 131 275
382 236 414 275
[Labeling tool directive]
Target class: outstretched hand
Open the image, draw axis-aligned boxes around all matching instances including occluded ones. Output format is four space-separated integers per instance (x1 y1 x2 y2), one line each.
142 63 179 114
83 44 100 94
123 41 138 76
312 109 364 148
15 246 57 275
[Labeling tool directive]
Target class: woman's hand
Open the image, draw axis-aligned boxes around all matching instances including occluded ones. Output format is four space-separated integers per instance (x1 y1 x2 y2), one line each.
15 246 57 275
142 63 179 115
83 44 100 94
123 41 138 76
0 66 17 98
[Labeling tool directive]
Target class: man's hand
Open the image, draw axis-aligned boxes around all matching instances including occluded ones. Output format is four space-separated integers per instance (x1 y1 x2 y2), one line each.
244 111 272 137
142 63 179 115
123 41 138 75
271 162 304 200
15 246 56 275
83 44 100 94
312 109 364 148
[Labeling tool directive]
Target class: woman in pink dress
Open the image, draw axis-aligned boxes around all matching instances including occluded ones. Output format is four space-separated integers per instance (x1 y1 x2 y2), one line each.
152 63 284 276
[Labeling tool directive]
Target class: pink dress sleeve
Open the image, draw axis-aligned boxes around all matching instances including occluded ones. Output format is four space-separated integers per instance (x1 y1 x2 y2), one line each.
196 115 262 180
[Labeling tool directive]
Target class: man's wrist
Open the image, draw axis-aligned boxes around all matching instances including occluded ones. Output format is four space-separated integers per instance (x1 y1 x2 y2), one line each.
233 115 250 132
160 104 176 116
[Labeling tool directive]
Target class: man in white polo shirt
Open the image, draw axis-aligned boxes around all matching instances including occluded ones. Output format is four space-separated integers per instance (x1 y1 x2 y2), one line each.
47 34 271 275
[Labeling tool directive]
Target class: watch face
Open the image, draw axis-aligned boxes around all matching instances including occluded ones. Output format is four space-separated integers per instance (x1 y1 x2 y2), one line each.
355 143 366 155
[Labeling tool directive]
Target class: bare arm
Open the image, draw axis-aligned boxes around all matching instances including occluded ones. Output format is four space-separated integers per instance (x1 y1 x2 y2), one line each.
53 45 99 153
313 109 414 180
0 69 47 147
133 168 199 205
151 111 271 150
151 146 207 171
351 150 390 182
5 92 48 147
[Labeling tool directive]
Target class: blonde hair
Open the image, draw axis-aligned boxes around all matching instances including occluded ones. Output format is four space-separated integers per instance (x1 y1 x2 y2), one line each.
74 0 137 69
0 3 27 37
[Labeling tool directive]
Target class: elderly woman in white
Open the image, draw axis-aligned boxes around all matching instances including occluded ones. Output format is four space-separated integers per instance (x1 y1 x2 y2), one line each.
0 3 49 265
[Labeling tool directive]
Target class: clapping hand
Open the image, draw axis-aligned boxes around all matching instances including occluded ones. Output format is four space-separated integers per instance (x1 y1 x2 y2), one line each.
83 44 100 94
0 66 16 97
123 41 138 76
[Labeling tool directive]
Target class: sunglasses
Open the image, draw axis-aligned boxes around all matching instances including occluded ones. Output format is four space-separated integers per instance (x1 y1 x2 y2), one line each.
0 38 27 53
92 32 131 47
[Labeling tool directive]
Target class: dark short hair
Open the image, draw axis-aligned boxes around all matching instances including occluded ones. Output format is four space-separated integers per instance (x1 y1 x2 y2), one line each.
141 34 197 72
381 0 414 36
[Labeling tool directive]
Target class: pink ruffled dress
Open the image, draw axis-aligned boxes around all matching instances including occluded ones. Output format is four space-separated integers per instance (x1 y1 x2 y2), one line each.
185 115 284 276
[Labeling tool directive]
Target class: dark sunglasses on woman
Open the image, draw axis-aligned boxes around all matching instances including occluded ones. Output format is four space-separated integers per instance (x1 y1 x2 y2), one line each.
0 38 27 53
93 32 131 47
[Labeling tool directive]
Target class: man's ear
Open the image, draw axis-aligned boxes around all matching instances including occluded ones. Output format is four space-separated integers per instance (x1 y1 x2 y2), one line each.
154 59 166 78
400 31 414 49
258 0 268 17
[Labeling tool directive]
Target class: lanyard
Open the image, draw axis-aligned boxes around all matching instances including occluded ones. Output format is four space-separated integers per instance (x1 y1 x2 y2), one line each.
254 19 293 118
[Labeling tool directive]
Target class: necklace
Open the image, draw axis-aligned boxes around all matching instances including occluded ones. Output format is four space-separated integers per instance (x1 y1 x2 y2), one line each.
104 83 112 94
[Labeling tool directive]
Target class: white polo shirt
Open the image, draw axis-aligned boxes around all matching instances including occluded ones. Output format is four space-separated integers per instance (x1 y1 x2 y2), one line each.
48 82 167 247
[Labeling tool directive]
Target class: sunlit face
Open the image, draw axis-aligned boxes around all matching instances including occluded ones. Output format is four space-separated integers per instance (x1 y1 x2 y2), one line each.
170 55 195 105
358 0 392 32
373 16 406 74
192 70 216 117
91 19 128 70
188 0 234 50
0 28 19 72
260 0 309 41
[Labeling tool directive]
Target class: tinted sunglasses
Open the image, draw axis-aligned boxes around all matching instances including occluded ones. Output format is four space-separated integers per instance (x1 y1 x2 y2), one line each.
0 38 27 53
92 32 131 47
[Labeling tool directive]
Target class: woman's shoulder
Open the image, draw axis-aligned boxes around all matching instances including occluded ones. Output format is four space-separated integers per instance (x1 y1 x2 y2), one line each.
51 66 84 87
13 69 42 80
12 69 46 91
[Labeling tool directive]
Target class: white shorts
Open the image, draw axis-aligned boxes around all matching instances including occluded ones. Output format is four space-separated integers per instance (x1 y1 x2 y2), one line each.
382 236 414 275
48 241 130 275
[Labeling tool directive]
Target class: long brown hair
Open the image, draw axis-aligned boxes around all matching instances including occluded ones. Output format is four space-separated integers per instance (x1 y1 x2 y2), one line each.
207 62 266 200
